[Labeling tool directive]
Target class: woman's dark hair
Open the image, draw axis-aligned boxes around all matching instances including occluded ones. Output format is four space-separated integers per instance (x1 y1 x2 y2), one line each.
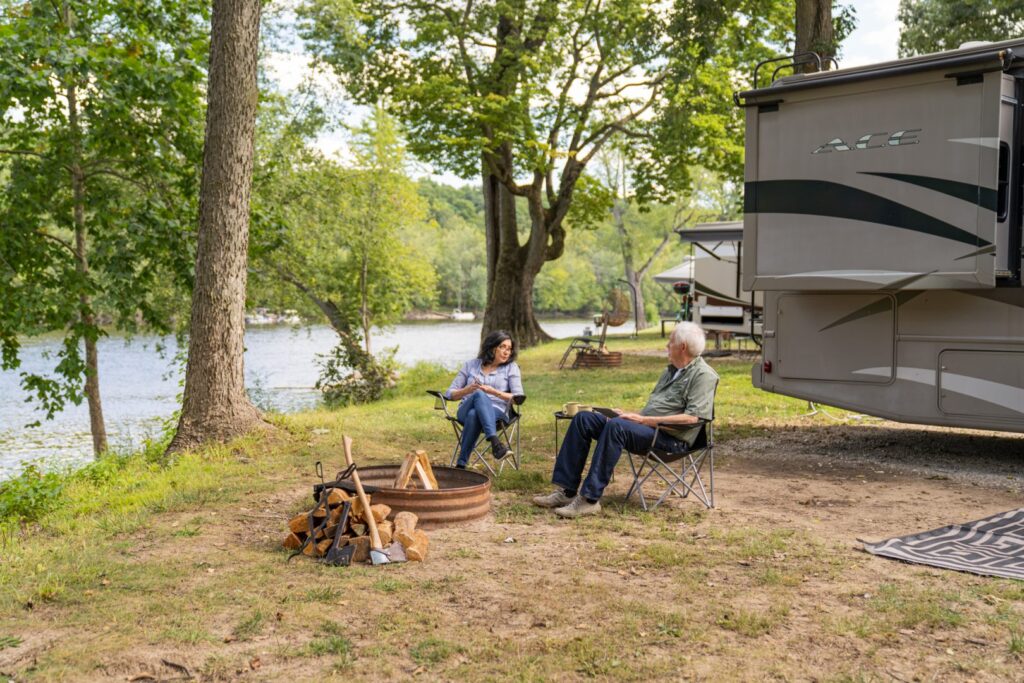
478 330 517 365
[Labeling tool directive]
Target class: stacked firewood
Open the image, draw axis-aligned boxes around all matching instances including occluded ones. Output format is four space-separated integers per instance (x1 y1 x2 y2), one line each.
282 488 429 562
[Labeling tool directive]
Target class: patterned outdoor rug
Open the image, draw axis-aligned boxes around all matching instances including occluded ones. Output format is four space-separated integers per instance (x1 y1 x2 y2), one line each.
862 508 1024 580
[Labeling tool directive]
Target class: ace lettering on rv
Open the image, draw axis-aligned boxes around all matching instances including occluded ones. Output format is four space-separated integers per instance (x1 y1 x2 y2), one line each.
812 129 921 154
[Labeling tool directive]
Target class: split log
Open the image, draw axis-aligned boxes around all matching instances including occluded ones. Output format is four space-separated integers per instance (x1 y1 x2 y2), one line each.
282 533 303 550
415 451 438 489
288 513 311 535
378 520 394 546
350 536 370 563
394 511 418 536
394 511 418 547
404 529 430 562
316 538 333 556
393 451 420 489
327 488 350 507
348 496 368 522
370 504 391 524
312 504 327 519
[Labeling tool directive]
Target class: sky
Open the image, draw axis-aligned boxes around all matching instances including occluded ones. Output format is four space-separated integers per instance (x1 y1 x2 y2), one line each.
840 0 900 68
265 1 903 182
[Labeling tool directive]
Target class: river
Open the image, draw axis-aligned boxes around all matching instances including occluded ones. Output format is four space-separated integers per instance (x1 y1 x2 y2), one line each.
0 319 606 478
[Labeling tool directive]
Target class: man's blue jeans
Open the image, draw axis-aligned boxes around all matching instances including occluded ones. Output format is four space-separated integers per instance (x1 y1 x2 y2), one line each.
552 412 686 500
456 390 507 466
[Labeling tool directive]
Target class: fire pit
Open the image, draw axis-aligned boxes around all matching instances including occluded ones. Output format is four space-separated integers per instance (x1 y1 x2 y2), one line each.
574 349 623 368
356 465 491 528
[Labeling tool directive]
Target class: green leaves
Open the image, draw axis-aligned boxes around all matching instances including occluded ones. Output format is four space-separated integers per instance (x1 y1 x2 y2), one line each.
0 0 208 420
898 0 1024 57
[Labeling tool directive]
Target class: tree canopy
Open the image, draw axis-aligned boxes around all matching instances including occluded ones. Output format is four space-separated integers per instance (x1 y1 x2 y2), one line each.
0 0 207 447
898 0 1024 57
297 0 791 345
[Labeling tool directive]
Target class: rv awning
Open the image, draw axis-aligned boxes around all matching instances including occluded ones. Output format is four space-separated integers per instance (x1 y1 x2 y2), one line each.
675 221 743 244
653 257 695 285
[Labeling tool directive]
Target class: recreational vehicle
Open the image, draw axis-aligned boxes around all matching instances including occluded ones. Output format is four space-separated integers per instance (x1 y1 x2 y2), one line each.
654 222 763 336
735 40 1024 433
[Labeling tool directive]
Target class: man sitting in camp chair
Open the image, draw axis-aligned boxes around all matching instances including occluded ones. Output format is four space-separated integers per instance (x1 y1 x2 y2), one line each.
533 322 718 518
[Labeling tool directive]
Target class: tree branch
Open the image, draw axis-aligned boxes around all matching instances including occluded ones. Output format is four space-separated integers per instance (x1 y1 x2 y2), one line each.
35 230 76 257
637 231 673 277
0 148 52 162
578 78 664 164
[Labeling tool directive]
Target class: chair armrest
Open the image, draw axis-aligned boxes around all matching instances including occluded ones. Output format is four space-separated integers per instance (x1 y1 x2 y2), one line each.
512 394 526 406
649 417 711 449
426 390 445 399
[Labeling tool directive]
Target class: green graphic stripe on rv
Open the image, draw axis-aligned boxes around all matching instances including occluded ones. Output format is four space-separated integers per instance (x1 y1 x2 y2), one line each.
693 282 747 307
857 172 998 212
818 292 923 332
853 367 1024 415
954 245 997 261
744 180 991 248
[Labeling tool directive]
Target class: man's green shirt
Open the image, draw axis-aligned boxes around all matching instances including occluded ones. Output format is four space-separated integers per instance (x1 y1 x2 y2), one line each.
639 356 718 446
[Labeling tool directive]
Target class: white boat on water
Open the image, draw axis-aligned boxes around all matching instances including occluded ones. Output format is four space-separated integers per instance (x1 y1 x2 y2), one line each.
450 308 475 321
245 308 303 326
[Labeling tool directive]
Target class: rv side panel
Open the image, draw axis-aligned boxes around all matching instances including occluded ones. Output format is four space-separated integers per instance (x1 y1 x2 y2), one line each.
744 69 1001 291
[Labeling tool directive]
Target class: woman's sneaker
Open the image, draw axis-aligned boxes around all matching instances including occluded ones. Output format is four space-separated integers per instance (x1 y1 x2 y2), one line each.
532 490 573 508
491 440 511 460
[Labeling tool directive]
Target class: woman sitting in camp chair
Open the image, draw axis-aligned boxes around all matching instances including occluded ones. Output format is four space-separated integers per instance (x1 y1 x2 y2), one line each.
445 330 524 469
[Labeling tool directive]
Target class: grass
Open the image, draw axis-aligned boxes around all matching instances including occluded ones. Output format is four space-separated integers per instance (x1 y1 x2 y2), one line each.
716 607 788 637
232 610 266 641
1 329 1021 680
409 637 462 666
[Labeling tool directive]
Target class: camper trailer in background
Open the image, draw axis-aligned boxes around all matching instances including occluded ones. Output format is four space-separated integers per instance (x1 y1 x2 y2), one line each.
654 222 763 336
735 39 1024 433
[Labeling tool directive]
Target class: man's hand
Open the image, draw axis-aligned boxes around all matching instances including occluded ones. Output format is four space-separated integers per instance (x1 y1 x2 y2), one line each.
618 411 647 426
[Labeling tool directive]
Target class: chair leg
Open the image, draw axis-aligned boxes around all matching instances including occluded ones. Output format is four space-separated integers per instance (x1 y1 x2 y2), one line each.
627 448 715 511
708 448 714 508
624 452 653 512
448 421 464 468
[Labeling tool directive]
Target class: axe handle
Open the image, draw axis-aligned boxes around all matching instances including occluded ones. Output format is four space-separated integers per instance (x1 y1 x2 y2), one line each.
343 435 384 552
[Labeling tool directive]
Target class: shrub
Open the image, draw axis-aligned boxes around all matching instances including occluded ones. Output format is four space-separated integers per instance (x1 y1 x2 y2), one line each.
0 463 64 523
316 336 398 407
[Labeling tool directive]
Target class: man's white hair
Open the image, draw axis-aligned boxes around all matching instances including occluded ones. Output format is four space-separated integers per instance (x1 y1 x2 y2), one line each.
670 321 706 357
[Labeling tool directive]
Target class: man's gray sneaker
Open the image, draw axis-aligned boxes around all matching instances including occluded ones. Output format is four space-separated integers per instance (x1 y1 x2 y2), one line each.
532 490 573 508
554 496 602 519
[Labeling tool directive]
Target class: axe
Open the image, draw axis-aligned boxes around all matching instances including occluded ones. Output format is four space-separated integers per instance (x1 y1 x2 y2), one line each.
342 435 390 566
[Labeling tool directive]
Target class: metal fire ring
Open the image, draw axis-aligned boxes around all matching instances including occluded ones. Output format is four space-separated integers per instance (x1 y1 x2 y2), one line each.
356 465 491 528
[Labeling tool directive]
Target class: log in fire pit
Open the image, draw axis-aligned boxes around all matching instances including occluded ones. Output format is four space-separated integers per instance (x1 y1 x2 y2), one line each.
356 465 491 528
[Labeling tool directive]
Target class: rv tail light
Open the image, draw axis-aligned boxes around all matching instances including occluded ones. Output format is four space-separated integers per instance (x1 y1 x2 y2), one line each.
763 360 773 374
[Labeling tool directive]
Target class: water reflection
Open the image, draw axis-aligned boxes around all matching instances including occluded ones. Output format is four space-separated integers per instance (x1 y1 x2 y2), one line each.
0 319 604 477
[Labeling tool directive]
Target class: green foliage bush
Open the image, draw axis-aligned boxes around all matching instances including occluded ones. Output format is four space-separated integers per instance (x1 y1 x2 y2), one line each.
316 340 399 407
0 463 64 523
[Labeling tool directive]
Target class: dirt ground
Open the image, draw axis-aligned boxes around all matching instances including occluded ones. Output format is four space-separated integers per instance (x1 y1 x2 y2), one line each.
3 421 1024 681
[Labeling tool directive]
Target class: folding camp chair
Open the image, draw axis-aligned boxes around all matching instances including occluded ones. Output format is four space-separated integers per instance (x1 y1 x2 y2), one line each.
427 390 525 476
558 336 599 369
623 418 715 510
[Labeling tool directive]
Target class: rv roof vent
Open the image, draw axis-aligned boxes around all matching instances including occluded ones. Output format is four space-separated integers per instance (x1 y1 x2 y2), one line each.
959 40 992 50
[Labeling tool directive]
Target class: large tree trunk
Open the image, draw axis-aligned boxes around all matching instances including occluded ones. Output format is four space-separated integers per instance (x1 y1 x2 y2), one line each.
796 0 834 73
66 65 108 456
168 0 264 452
480 166 549 346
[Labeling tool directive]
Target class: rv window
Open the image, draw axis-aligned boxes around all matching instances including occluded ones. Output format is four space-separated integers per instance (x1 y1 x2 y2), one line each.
998 142 1009 221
